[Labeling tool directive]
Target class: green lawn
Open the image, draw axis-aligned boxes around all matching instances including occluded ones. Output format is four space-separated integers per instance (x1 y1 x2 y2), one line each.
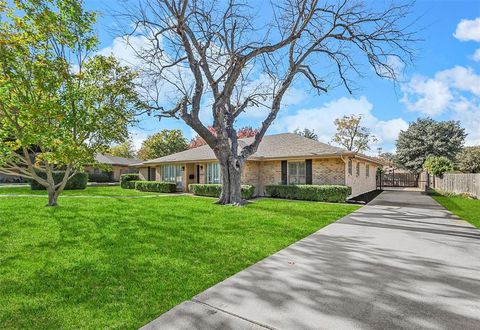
0 187 360 329
432 193 480 228
0 185 159 196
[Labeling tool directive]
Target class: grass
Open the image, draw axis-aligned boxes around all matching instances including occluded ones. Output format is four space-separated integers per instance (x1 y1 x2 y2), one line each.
431 191 480 228
0 187 360 329
0 185 160 196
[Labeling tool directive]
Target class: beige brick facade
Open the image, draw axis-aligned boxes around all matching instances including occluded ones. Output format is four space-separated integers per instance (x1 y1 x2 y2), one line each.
137 156 378 197
345 159 378 197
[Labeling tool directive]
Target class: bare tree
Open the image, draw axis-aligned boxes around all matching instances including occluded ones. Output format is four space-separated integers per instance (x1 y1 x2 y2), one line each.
332 114 377 152
123 0 416 205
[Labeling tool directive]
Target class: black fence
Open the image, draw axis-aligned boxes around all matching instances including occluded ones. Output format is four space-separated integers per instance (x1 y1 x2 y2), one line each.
377 171 419 188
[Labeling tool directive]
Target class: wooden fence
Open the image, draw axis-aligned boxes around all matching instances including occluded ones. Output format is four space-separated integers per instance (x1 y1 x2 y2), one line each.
433 173 480 197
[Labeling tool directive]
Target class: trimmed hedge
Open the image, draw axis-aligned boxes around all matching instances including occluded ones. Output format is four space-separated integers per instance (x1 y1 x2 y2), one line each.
135 181 177 193
30 171 88 190
188 184 255 199
265 185 351 203
120 173 140 189
88 171 114 183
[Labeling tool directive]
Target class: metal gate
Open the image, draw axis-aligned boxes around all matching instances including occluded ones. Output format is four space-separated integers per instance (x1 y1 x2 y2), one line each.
377 170 419 188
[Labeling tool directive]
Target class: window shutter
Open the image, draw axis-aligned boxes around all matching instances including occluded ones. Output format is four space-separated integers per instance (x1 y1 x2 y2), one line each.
281 160 288 184
306 159 312 184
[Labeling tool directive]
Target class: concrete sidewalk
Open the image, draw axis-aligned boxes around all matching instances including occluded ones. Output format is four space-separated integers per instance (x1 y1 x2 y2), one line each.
142 191 480 330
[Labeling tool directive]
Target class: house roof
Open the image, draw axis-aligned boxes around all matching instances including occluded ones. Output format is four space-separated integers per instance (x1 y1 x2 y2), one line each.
140 133 384 165
95 154 141 166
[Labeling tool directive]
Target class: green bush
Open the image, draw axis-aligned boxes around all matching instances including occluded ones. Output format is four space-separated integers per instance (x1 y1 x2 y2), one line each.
30 171 88 190
265 185 351 202
88 171 114 183
423 156 454 177
135 181 177 193
120 173 140 189
188 184 255 199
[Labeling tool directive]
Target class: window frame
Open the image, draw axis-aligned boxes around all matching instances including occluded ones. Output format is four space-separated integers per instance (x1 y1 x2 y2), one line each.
206 162 221 184
366 164 370 178
160 164 183 188
356 162 361 177
287 160 306 185
348 159 353 175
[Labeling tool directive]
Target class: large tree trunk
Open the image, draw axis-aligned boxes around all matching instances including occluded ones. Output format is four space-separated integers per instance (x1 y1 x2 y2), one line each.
217 154 244 206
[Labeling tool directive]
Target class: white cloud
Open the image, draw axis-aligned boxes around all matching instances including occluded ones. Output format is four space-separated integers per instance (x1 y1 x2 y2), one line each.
275 96 408 152
129 129 149 151
436 66 480 97
451 99 480 145
401 75 452 116
97 35 148 67
401 66 480 116
454 17 480 41
473 48 480 61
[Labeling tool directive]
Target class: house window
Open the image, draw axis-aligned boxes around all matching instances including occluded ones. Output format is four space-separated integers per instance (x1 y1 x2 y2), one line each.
160 165 183 188
356 162 361 176
348 159 353 175
288 161 306 185
366 164 370 178
207 163 221 184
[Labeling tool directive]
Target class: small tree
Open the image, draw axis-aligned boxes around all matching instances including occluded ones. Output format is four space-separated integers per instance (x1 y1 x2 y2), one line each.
109 140 137 159
456 147 480 173
424 156 454 177
137 129 188 160
332 115 377 152
396 118 466 173
294 128 318 141
126 0 417 204
0 1 143 206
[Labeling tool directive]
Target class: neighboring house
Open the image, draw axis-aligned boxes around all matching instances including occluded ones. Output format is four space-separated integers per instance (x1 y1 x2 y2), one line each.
135 133 383 198
85 154 141 182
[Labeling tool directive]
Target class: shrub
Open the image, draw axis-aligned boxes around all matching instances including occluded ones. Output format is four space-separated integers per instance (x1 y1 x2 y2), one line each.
423 156 454 177
265 185 351 202
88 171 114 183
135 181 177 193
30 171 88 190
120 173 140 189
188 184 255 199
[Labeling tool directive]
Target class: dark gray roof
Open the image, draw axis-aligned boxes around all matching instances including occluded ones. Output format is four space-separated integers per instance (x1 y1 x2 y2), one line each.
141 133 366 165
95 154 141 166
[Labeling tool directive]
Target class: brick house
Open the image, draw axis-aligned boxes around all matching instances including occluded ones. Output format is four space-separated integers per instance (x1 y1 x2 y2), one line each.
135 133 383 197
85 154 141 182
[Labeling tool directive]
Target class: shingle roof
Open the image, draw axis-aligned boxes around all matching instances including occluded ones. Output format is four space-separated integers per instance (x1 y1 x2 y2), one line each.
95 154 141 166
140 133 376 165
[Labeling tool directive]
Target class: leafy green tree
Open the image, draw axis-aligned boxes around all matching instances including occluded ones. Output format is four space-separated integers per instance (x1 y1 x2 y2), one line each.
137 129 188 160
456 147 480 173
0 0 143 206
423 156 454 177
109 140 137 159
294 128 318 141
332 115 377 152
396 118 466 173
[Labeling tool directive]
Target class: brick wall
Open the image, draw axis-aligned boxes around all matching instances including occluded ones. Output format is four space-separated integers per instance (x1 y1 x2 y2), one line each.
345 159 377 197
312 158 345 185
241 161 261 195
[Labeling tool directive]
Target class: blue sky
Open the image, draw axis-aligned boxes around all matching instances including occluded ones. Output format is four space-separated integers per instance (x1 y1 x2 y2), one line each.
85 0 480 154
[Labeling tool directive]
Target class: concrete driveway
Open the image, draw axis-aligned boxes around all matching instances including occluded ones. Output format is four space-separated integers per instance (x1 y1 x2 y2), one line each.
143 190 480 330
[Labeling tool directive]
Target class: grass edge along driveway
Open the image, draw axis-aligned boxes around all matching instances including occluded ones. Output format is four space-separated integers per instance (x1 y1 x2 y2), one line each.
431 191 480 228
0 190 360 329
